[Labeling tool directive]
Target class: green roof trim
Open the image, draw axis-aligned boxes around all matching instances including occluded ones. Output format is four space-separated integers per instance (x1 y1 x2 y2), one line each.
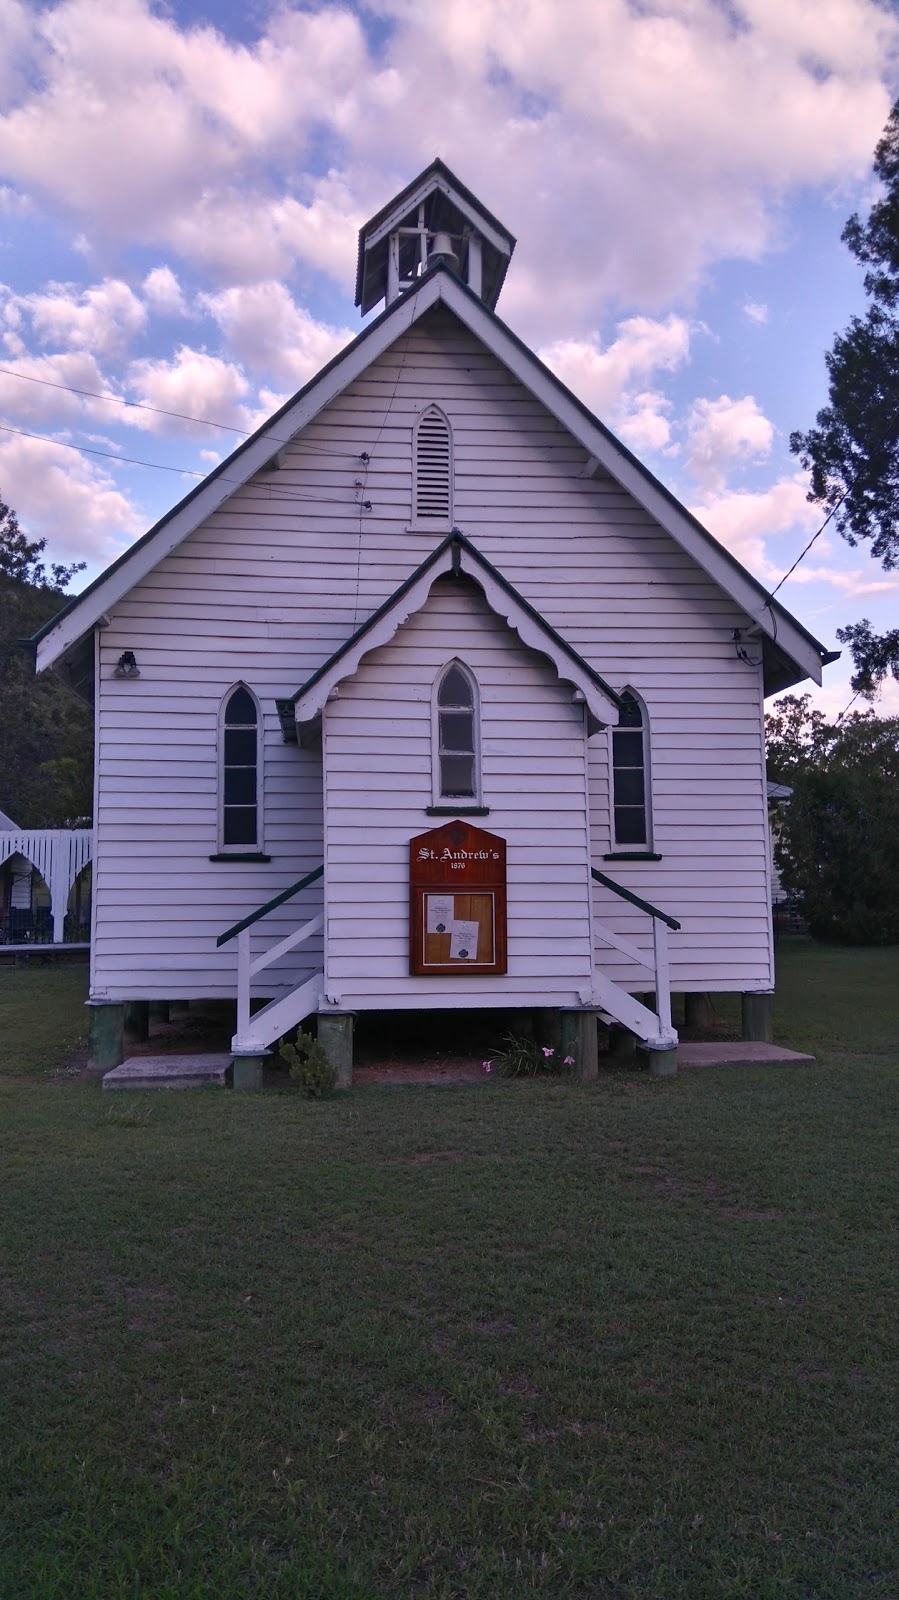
275 530 623 737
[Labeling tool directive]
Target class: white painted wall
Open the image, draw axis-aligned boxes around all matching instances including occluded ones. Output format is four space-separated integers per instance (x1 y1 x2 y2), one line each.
323 578 595 1007
90 303 773 1002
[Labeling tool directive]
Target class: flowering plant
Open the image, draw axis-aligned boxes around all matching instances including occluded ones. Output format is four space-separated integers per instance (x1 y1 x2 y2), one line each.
485 1034 576 1078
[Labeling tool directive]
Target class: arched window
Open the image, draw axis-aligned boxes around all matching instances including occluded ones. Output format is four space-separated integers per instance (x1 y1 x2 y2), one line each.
433 661 480 802
412 405 453 529
220 684 261 850
610 689 652 849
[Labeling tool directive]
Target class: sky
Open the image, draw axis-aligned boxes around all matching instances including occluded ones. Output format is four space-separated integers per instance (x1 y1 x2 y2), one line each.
1 0 898 717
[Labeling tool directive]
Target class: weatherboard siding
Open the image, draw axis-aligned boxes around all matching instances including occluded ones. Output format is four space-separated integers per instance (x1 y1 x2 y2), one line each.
89 304 772 1003
322 581 595 1006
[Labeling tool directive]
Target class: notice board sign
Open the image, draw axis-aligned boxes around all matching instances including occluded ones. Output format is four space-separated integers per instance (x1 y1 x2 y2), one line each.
409 820 507 976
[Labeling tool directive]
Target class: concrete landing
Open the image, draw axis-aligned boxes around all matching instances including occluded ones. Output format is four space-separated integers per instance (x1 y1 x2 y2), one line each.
677 1041 815 1069
102 1054 232 1090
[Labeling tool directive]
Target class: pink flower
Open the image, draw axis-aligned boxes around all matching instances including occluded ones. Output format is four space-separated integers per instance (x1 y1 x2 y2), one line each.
564 1055 575 1065
542 1047 554 1058
482 1060 492 1073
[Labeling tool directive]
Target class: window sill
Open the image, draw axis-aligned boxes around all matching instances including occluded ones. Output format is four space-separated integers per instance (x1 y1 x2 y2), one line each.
426 805 490 816
209 852 271 863
603 851 662 862
407 522 453 534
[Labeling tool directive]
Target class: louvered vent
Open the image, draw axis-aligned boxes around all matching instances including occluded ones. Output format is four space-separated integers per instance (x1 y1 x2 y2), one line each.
414 407 452 524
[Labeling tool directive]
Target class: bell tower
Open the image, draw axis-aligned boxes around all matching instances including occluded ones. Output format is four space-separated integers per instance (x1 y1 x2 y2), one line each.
354 158 516 316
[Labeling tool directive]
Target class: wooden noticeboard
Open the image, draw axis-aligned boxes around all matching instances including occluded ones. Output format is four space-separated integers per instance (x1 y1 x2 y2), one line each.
409 819 507 976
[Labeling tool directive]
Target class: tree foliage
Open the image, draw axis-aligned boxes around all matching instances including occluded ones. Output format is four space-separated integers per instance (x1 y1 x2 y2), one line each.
790 97 899 697
766 694 899 944
0 496 91 827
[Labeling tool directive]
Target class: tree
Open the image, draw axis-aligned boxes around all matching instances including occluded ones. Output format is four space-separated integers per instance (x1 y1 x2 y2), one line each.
0 497 91 827
790 97 899 698
766 694 899 944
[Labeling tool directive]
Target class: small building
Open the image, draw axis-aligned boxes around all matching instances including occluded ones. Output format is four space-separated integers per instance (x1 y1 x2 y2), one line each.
0 810 92 947
30 162 835 1074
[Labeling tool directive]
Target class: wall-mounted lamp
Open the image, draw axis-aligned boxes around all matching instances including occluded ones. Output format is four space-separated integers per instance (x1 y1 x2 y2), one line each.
113 650 140 679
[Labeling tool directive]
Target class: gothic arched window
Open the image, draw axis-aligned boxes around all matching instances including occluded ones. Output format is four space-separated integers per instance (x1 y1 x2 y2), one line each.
610 689 652 848
220 684 261 851
433 661 480 802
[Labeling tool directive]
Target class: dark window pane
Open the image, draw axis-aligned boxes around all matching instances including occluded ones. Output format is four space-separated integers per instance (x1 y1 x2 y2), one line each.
224 767 257 805
225 687 256 726
440 710 474 752
612 730 644 766
440 753 475 796
614 806 647 845
224 806 257 846
224 727 256 764
618 692 642 728
438 666 472 707
614 768 645 806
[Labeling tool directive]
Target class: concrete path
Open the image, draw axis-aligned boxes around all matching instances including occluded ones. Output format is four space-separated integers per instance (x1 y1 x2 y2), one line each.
102 1054 232 1089
677 1041 815 1068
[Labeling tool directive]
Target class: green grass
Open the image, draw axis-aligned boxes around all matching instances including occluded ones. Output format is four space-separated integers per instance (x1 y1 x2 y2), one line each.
0 945 897 1598
0 960 88 1077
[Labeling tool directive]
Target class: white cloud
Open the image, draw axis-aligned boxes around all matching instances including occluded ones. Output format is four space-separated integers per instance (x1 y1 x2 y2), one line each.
0 0 893 327
167 175 363 284
616 391 675 454
540 314 692 417
142 266 188 318
685 394 775 489
198 282 353 387
690 472 819 579
125 346 252 436
743 301 769 325
0 429 143 563
19 278 146 357
0 348 122 429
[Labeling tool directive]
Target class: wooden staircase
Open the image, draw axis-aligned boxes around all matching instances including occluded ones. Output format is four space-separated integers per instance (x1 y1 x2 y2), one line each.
217 864 680 1057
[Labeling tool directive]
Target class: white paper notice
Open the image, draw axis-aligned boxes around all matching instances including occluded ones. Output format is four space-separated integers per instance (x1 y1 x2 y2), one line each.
450 920 479 961
427 894 455 935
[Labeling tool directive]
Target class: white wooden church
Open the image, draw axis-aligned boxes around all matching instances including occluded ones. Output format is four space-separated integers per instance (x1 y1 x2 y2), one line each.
32 162 835 1081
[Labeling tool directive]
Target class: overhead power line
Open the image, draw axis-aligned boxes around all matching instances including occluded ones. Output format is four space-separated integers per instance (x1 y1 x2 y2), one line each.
0 362 365 460
0 420 375 510
0 364 250 435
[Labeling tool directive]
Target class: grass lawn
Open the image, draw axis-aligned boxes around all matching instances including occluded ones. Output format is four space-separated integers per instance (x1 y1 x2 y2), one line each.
0 944 897 1598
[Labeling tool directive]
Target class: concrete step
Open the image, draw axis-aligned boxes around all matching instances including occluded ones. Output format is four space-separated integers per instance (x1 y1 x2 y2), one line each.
102 1053 233 1090
677 1041 815 1068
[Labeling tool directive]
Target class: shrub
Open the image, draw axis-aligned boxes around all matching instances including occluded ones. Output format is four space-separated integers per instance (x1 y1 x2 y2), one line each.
280 1028 337 1098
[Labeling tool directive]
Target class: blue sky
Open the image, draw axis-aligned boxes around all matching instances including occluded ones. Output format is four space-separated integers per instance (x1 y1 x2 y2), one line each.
1 0 898 716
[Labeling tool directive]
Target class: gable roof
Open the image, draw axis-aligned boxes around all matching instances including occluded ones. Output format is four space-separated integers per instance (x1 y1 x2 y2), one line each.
30 260 835 694
276 529 623 740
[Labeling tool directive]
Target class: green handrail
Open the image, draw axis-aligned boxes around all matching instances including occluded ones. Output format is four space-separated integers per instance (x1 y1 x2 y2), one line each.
217 864 324 947
591 867 680 931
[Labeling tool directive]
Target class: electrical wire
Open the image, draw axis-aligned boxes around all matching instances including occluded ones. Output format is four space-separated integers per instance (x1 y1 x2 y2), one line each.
0 420 208 477
0 362 362 457
766 493 848 600
0 418 377 509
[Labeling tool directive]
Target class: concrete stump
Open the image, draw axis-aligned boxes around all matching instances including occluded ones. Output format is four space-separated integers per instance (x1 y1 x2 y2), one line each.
124 1001 149 1042
742 992 774 1044
646 1044 678 1077
318 1013 354 1090
232 1055 266 1091
87 1002 124 1071
560 1009 598 1082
